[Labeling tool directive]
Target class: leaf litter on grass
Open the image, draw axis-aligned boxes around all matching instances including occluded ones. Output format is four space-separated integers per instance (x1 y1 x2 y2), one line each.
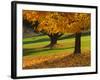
23 50 90 69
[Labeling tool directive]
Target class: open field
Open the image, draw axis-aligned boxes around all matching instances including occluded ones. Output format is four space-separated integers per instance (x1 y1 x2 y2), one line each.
23 35 91 69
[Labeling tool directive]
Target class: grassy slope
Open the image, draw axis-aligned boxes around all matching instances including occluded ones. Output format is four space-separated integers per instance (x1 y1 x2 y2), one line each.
23 35 90 57
22 35 91 69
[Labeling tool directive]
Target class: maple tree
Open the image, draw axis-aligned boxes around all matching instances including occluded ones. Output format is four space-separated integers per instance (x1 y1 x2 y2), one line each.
38 12 90 53
65 13 91 54
23 10 90 53
23 11 63 48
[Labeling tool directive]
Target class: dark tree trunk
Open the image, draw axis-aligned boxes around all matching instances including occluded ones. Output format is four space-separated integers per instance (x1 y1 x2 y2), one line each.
74 32 81 54
44 36 58 48
44 33 63 48
49 36 57 48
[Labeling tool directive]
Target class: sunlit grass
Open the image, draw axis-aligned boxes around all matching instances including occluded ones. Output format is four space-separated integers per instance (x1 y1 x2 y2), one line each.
23 35 90 57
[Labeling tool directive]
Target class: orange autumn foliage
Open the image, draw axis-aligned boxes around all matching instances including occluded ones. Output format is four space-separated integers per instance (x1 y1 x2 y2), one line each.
23 10 91 34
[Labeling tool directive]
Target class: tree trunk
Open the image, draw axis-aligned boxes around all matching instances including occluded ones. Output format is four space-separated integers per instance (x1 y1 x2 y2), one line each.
44 33 63 48
74 32 81 54
50 36 57 48
44 36 57 48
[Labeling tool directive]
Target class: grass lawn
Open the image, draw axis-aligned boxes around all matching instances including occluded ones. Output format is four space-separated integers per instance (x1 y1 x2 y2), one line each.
23 35 90 56
23 35 91 69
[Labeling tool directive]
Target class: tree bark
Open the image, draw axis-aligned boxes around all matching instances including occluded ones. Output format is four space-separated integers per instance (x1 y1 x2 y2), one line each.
44 36 58 48
49 36 57 48
44 33 63 48
74 32 81 54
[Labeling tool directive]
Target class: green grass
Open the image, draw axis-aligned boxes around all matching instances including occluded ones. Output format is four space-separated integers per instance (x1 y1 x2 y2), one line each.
23 35 90 57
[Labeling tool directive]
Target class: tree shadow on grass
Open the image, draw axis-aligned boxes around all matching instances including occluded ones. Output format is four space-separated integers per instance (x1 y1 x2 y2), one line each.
23 35 71 44
23 37 50 44
23 46 74 56
23 32 90 44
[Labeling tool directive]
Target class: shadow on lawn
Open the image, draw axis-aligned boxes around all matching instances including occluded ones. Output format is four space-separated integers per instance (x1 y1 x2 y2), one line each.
23 46 74 56
23 32 90 44
23 34 74 44
23 37 50 44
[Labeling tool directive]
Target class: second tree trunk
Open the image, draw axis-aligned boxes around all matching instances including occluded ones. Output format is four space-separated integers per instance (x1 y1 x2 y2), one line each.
74 32 81 54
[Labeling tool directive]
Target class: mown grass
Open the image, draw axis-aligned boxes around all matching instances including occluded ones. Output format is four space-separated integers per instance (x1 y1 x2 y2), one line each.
23 35 90 57
23 34 91 69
